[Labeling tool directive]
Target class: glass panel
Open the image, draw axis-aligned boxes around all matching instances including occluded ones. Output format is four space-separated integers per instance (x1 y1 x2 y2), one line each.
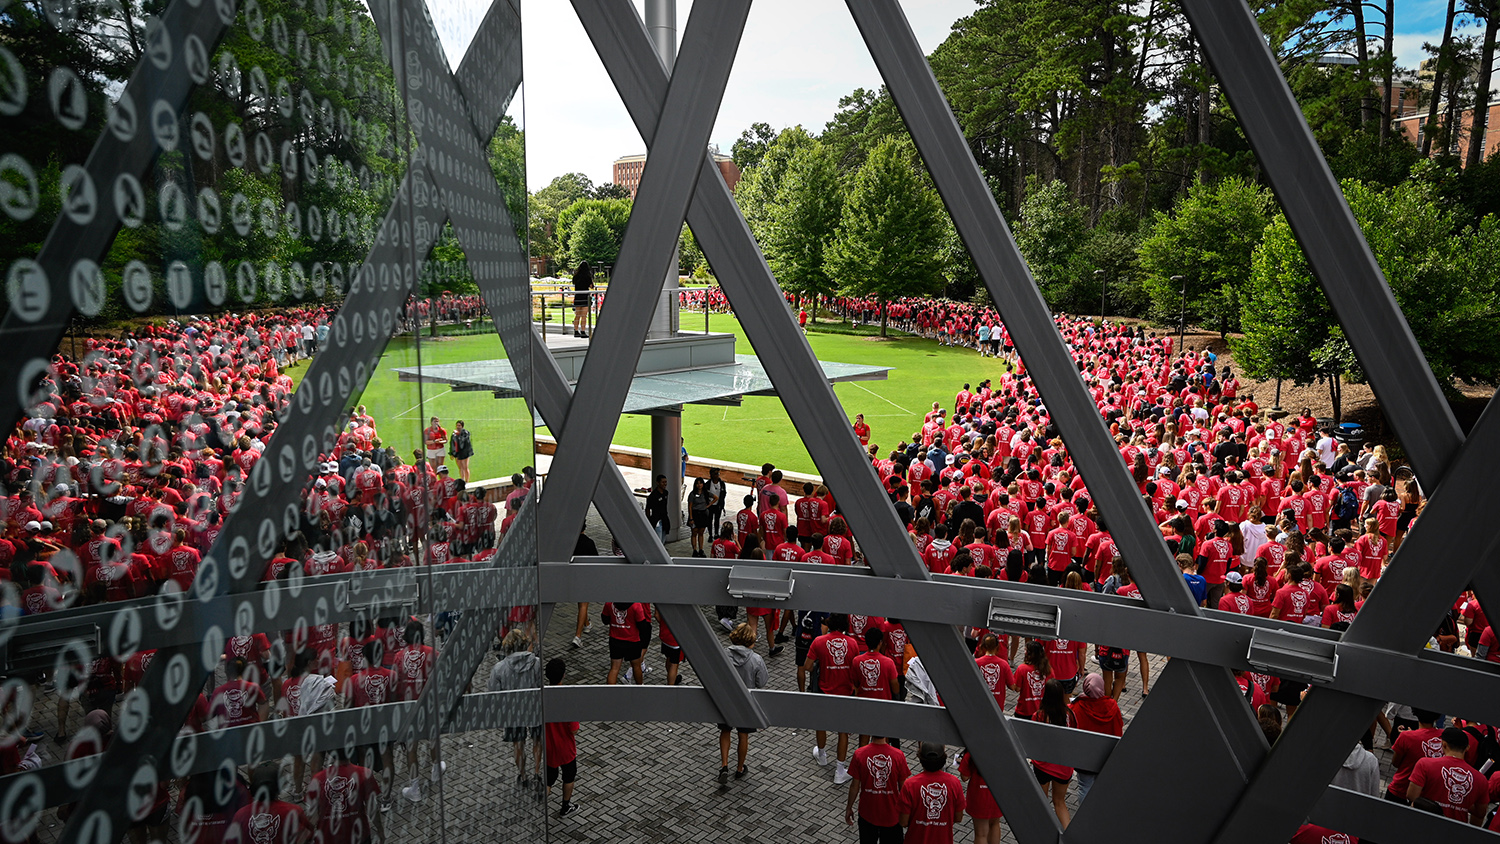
0 0 535 841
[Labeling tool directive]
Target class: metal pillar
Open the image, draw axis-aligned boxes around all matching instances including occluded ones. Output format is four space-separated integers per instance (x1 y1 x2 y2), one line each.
652 411 683 541
645 0 681 340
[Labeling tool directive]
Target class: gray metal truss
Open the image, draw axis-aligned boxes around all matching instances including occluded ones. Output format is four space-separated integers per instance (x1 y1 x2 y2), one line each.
10 0 1500 840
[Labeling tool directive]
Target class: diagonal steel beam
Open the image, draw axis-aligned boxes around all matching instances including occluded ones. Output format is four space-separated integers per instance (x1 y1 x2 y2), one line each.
378 0 765 731
574 2 1061 839
1211 398 1500 844
0 0 233 436
538 0 749 564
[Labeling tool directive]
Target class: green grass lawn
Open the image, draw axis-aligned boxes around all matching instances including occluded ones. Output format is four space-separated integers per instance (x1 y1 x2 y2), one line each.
317 314 1008 480
287 330 534 483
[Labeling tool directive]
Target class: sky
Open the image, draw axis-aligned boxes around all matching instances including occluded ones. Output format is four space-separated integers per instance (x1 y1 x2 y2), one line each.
424 1 1490 193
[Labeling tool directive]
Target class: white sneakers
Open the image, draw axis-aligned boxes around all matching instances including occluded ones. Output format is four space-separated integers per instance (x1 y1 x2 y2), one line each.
720 618 734 632
571 636 583 649
812 744 829 767
402 779 422 802
431 761 447 782
833 761 851 784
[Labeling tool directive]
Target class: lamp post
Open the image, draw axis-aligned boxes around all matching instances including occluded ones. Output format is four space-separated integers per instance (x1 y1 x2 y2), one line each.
1172 274 1187 353
1095 269 1107 322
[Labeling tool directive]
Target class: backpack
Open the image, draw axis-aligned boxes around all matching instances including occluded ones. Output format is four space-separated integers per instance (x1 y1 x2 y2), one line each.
1333 486 1359 521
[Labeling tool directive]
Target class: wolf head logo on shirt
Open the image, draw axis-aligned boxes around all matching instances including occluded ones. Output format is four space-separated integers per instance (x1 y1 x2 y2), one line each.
402 649 426 683
247 812 281 844
868 753 891 789
1442 765 1474 803
981 663 1003 690
1421 736 1444 757
359 673 387 704
920 782 948 820
324 773 354 815
827 637 849 664
221 687 244 720
1321 835 1351 844
859 658 881 689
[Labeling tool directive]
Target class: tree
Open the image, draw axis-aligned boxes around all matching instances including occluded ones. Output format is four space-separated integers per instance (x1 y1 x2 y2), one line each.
679 224 704 277
593 182 632 200
825 138 945 336
555 198 631 268
1421 0 1460 157
1138 177 1272 336
1235 179 1500 421
763 141 842 309
1465 1 1500 170
733 126 815 247
568 209 617 268
731 122 777 171
1013 179 1089 311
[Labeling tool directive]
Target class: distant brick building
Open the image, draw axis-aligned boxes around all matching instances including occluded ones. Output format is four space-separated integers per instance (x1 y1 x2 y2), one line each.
1393 101 1500 165
612 151 740 197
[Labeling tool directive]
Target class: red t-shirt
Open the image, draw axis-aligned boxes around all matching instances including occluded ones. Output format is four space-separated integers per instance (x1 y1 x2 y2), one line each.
230 800 309 844
1044 638 1080 682
823 534 855 564
899 770 965 843
1044 526 1073 571
975 655 1013 710
604 602 648 643
808 632 862 696
853 651 898 700
1387 726 1444 797
1272 583 1314 624
1199 537 1233 585
208 679 264 728
772 542 806 563
344 667 395 708
850 742 910 827
305 763 379 844
394 644 435 700
958 752 1002 820
1409 755 1485 822
1218 592 1252 614
545 721 579 767
1289 824 1355 844
1013 663 1046 718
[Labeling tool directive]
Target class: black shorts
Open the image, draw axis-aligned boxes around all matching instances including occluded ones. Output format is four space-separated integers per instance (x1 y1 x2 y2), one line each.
1097 652 1128 672
1055 677 1077 694
356 744 385 772
504 725 542 743
547 760 577 786
796 639 813 667
609 637 643 661
661 643 682 664
691 510 711 529
1034 767 1070 785
573 293 590 308
858 816 904 844
716 724 757 734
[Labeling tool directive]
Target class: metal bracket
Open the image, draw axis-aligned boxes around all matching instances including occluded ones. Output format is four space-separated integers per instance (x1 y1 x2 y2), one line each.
727 565 795 601
986 596 1062 639
1247 628 1339 685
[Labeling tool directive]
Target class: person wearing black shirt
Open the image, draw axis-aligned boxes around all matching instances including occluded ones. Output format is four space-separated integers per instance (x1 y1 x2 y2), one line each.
947 487 985 537
571 530 599 648
644 475 671 540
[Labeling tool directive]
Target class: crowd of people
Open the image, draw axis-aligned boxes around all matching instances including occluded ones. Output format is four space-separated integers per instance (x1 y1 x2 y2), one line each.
571 304 1496 840
0 297 557 842
4 287 1496 842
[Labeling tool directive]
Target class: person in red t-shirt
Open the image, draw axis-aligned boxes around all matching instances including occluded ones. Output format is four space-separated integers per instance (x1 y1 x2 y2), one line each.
1044 511 1074 585
305 748 381 844
232 763 311 844
735 496 760 548
1013 639 1051 720
208 657 267 729
1407 728 1488 825
1386 708 1445 801
602 601 649 686
393 622 443 802
423 417 447 469
543 658 581 819
899 743 965 844
806 614 863 784
1218 571 1252 614
845 735 911 841
974 633 1013 712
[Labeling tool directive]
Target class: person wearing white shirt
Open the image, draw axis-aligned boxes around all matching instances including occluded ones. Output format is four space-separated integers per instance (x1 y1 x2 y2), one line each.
1315 429 1338 468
